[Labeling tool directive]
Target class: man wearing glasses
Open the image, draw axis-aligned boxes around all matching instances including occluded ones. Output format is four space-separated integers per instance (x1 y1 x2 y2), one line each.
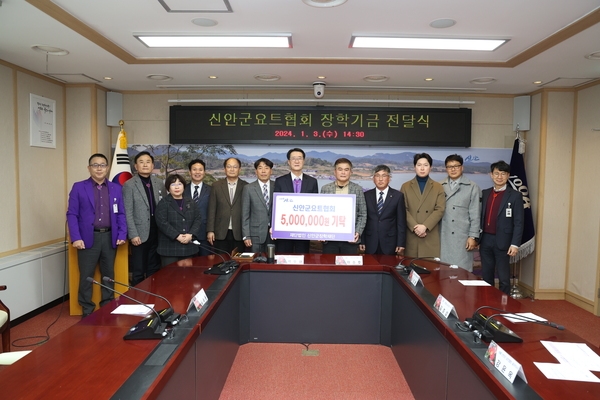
207 157 248 254
66 154 127 317
273 148 318 253
480 160 524 294
360 165 406 255
439 154 481 272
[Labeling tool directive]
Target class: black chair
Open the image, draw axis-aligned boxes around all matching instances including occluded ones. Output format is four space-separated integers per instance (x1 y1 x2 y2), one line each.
0 285 9 353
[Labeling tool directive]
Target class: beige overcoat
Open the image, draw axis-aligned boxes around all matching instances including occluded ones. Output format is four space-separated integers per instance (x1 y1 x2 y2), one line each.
400 177 446 257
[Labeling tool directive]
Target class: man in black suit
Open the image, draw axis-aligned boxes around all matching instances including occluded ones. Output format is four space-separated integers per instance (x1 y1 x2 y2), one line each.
187 159 212 256
360 165 406 255
480 160 524 294
273 148 318 253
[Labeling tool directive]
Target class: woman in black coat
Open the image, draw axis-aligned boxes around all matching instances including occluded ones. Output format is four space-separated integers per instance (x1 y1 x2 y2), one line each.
155 174 202 267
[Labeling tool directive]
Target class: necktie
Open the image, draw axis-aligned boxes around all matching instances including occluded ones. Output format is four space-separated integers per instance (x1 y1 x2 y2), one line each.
145 182 155 216
377 191 384 216
293 178 301 193
193 185 199 202
263 184 269 208
229 186 234 202
450 180 457 190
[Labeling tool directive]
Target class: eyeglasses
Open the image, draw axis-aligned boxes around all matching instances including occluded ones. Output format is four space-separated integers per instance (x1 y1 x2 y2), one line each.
89 163 108 169
225 165 240 169
170 182 184 187
492 172 509 177
374 174 390 179
446 164 462 170
289 157 304 161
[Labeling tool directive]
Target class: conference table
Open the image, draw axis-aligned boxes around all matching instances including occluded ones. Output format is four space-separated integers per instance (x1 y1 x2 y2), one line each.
0 254 598 399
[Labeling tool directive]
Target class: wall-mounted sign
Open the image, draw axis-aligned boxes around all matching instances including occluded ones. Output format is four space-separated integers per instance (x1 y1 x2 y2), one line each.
170 106 471 147
30 94 56 149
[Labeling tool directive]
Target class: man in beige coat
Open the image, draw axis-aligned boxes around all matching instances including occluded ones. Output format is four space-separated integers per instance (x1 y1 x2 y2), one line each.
400 153 446 258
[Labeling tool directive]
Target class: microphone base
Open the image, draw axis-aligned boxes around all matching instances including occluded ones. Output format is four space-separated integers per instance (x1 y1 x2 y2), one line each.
157 308 181 326
204 260 239 275
466 315 523 343
409 262 431 275
124 317 168 340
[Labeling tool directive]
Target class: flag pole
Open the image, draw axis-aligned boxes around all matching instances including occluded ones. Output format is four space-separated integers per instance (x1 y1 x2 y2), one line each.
510 125 525 299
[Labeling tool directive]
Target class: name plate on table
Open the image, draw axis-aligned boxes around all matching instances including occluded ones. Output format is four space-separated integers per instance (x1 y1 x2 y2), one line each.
335 256 363 265
485 341 527 384
271 193 356 241
275 255 305 264
187 288 208 312
433 294 458 319
409 269 424 286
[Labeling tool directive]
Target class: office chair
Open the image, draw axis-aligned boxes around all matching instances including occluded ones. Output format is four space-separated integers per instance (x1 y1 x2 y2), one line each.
0 285 9 353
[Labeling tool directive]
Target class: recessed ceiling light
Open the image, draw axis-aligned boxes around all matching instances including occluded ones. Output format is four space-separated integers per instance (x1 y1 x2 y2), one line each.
209 76 218 79
104 77 112 80
430 19 456 29
585 51 600 60
533 80 543 85
363 75 389 83
192 18 218 27
146 74 173 81
254 74 281 81
317 76 326 80
136 34 292 48
351 36 507 51
31 45 69 56
302 0 348 8
470 77 497 85
425 78 434 81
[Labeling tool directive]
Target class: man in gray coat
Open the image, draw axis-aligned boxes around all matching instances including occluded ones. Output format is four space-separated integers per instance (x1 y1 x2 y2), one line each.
242 158 275 253
320 158 367 254
439 154 481 272
122 151 164 285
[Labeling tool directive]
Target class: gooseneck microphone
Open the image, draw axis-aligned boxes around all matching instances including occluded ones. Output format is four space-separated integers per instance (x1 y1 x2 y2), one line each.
193 240 239 274
102 276 180 326
396 256 440 275
86 277 168 340
459 306 565 343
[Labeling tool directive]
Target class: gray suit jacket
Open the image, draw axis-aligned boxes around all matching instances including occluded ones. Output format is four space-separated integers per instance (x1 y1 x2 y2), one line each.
241 179 275 244
320 181 367 237
122 175 164 242
207 178 248 241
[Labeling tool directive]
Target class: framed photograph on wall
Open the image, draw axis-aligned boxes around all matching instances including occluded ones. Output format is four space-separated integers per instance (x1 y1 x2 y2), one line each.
30 93 56 149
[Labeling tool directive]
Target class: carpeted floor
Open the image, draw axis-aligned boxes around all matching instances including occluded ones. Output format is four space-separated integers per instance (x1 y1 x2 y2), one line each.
219 343 414 400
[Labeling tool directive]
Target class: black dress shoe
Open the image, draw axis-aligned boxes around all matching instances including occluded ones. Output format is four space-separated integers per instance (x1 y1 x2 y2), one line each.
81 313 91 319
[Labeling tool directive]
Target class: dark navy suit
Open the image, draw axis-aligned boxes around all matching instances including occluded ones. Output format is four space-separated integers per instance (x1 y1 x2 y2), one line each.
363 187 406 255
479 186 524 294
273 173 318 253
187 182 211 255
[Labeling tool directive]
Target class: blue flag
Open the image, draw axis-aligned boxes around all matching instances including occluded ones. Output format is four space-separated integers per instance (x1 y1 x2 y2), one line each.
508 137 535 261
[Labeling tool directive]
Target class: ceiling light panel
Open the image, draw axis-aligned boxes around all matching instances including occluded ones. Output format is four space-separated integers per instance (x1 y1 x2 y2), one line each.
135 34 292 48
351 36 507 51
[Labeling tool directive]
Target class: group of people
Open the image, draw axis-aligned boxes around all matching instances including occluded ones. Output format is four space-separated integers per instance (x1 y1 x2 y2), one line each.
66 148 524 315
395 153 524 295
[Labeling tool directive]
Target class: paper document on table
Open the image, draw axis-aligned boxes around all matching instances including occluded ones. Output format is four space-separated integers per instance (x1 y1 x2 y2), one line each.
458 280 491 286
541 341 600 372
534 362 600 383
502 312 547 323
111 304 155 316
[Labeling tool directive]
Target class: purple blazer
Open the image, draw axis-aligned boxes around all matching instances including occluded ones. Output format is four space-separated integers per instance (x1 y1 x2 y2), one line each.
66 177 127 248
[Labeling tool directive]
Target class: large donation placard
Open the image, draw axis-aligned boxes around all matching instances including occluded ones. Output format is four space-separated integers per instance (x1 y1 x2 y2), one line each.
271 193 356 241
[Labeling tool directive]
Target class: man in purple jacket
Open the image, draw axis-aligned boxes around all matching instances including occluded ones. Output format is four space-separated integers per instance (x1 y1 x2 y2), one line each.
67 154 127 317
